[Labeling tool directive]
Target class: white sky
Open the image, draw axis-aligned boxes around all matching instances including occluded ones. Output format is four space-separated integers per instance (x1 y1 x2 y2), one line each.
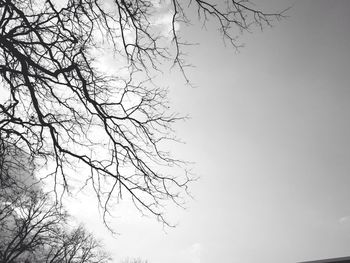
67 1 350 262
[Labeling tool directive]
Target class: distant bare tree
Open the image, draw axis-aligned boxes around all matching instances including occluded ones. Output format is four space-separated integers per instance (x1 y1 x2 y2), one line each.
0 189 65 263
0 191 110 263
0 133 36 191
0 138 111 263
37 225 111 263
0 0 285 225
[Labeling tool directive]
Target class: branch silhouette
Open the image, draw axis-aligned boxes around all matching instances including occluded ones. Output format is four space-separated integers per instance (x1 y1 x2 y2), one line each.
0 0 284 226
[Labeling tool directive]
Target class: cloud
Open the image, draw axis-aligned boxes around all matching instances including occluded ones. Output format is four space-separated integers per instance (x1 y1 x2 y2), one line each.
339 216 350 224
150 0 171 9
152 11 181 39
189 243 202 263
180 243 202 263
51 0 69 9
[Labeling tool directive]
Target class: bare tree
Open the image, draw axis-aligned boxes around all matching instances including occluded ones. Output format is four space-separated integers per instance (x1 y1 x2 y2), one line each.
0 0 285 225
0 189 65 263
0 191 111 263
0 138 111 263
36 225 111 263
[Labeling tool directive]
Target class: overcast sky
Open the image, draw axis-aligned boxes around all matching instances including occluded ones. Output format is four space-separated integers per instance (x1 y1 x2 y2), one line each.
67 1 350 262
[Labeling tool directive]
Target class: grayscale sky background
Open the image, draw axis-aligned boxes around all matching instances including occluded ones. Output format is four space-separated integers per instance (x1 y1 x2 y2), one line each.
66 1 350 262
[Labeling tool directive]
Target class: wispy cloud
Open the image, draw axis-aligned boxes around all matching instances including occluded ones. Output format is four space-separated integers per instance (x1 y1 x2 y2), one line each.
180 243 202 263
152 11 180 39
189 243 202 263
339 215 350 224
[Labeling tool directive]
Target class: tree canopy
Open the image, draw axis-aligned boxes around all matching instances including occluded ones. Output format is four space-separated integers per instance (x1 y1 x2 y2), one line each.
0 0 284 226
